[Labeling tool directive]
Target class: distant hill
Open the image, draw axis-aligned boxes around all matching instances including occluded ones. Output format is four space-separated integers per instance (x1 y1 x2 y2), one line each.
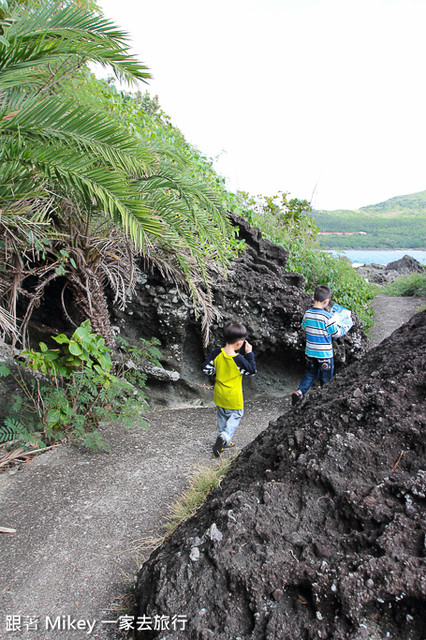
311 190 426 249
360 190 426 217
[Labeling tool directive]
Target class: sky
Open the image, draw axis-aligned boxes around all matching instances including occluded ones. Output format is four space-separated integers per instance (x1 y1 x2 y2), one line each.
97 0 426 211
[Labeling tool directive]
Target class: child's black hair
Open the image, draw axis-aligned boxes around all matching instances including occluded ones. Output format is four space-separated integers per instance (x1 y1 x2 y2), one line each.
224 321 247 344
314 285 332 302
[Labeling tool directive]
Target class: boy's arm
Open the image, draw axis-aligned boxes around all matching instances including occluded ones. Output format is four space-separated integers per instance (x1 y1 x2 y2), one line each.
326 318 347 338
234 351 257 375
202 347 221 376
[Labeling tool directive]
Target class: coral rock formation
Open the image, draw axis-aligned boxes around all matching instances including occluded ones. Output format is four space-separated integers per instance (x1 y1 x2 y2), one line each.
355 254 424 285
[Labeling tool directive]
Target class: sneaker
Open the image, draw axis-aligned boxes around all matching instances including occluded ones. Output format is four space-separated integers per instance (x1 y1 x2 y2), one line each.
213 435 226 458
291 390 303 406
224 441 236 450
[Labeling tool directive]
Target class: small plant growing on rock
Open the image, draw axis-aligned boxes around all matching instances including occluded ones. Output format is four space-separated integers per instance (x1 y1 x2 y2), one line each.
164 457 235 537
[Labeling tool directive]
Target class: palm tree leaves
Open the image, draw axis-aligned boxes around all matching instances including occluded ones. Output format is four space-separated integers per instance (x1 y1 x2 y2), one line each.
0 196 52 339
1 93 160 178
0 133 165 249
0 3 157 340
0 2 234 345
1 89 231 261
0 4 150 91
0 24 165 248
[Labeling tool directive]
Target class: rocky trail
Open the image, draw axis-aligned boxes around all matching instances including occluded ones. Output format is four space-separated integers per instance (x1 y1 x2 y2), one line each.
0 295 424 640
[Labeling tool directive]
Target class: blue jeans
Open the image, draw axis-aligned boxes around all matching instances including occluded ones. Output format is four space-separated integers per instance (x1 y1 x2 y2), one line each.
298 356 334 395
217 407 244 443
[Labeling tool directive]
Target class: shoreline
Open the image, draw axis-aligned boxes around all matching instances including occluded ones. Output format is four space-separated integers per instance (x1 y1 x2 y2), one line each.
322 247 425 252
321 248 426 266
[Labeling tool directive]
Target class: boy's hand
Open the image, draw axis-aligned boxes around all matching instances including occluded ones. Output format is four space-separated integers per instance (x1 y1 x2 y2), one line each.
244 340 253 353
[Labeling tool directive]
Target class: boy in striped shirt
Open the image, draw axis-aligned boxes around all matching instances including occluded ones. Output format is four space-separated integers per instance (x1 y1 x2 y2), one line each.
292 285 348 405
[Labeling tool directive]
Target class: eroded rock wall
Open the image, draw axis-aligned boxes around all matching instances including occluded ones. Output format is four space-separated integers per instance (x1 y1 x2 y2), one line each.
113 214 367 405
8 215 368 407
134 311 426 640
8 214 368 407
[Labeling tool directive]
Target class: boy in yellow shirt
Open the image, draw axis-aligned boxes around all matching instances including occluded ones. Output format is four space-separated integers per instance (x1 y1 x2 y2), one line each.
202 321 257 457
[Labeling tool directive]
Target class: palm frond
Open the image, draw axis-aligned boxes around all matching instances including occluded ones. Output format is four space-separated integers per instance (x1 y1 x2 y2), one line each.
0 304 18 339
135 174 232 265
0 4 233 348
1 94 160 176
0 4 150 91
0 134 167 247
141 237 222 346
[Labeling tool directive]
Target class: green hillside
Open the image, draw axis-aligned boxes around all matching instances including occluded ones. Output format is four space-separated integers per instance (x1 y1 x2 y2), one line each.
360 190 426 217
311 190 426 249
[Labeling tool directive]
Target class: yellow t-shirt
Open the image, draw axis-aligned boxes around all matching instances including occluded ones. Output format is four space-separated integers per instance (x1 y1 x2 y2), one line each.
202 347 257 411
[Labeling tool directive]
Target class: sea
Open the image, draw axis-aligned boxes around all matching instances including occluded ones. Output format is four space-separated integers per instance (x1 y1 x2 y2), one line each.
326 249 426 267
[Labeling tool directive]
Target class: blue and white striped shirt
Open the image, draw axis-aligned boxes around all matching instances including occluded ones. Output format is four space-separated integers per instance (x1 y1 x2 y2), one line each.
302 307 346 359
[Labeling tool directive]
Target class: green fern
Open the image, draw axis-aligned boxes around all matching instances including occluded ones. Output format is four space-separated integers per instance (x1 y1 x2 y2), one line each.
1 417 45 448
0 420 18 444
0 363 11 377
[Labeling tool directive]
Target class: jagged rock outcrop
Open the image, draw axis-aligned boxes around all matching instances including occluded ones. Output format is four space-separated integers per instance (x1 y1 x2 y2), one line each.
355 255 424 285
386 255 425 275
113 214 367 405
355 263 400 285
134 310 426 640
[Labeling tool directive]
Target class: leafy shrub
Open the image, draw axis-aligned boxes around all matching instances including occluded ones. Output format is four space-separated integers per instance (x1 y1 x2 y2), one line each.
0 321 162 450
381 272 426 298
23 319 114 381
235 191 376 330
312 252 375 328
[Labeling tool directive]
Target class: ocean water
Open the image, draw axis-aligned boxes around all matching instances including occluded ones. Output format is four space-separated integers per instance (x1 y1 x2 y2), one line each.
327 249 426 266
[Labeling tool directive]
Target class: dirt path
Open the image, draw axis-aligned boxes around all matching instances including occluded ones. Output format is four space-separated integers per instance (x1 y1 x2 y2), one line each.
368 294 424 348
0 398 289 640
0 295 422 640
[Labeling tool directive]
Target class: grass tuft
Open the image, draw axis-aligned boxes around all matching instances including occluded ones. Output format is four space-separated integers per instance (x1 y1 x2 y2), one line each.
164 456 236 536
115 456 236 630
127 455 236 562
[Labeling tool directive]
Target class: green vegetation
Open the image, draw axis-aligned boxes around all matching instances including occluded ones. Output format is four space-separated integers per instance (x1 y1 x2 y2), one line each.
0 1 241 452
0 321 161 450
361 191 426 216
312 191 426 249
236 192 376 329
381 273 426 298
0 1 236 349
163 457 235 537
